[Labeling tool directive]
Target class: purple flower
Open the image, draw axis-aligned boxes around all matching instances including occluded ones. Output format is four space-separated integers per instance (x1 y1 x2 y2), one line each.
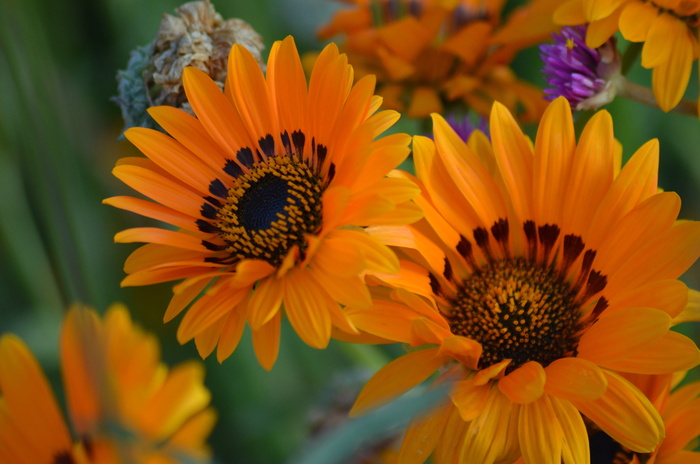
540 25 619 111
444 113 489 141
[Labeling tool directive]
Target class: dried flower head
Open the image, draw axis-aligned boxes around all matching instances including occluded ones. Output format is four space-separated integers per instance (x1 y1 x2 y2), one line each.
115 0 264 134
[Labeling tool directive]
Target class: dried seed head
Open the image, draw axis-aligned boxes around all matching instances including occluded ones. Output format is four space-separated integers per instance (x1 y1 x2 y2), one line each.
115 0 265 135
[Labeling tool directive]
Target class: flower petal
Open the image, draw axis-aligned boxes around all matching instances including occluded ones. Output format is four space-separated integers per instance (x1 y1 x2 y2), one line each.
577 307 671 365
499 361 546 404
544 357 607 401
350 348 448 416
572 371 664 453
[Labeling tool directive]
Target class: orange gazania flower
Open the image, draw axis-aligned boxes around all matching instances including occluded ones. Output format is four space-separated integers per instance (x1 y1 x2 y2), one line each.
349 97 700 463
0 305 215 464
319 0 560 120
555 0 700 114
106 36 417 368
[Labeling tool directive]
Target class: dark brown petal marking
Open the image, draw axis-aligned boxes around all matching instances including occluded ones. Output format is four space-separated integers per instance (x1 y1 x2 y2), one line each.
53 452 76 464
223 158 245 178
237 147 255 167
208 178 228 199
537 224 560 265
523 220 538 262
281 130 293 156
473 226 493 261
258 134 275 158
429 272 442 297
490 218 510 258
443 256 453 282
561 234 585 278
456 234 478 271
292 130 305 160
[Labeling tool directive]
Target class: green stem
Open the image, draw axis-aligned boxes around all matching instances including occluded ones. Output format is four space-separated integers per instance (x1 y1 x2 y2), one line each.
616 76 699 117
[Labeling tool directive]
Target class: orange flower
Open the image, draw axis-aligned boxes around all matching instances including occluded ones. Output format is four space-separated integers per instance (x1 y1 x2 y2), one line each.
106 36 418 368
349 97 700 463
319 0 560 120
0 305 214 464
555 0 700 114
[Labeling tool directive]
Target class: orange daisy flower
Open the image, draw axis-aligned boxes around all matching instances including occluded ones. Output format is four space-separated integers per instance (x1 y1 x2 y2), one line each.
0 304 215 464
105 36 417 368
319 0 560 120
348 97 700 462
555 0 700 114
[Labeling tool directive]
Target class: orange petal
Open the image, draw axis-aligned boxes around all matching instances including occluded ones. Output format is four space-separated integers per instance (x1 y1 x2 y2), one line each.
561 110 614 238
600 330 700 374
577 307 671 365
586 10 622 48
0 335 71 460
148 106 229 171
266 36 307 137
518 395 563 464
251 311 281 370
247 276 284 330
433 112 508 227
183 66 254 155
618 1 658 42
104 196 197 232
449 380 491 421
216 298 248 363
398 400 453 464
550 395 589 464
490 100 535 222
124 127 215 195
498 361 546 404
461 388 521 463
651 31 694 112
115 227 207 252
544 357 607 401
176 284 248 344
140 362 210 439
438 335 482 369
350 348 448 416
283 270 332 349
533 97 575 225
346 301 418 344
229 43 278 144
571 371 664 453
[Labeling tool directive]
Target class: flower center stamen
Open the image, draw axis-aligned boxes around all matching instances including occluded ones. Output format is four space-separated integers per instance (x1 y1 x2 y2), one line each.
448 257 582 372
214 156 323 266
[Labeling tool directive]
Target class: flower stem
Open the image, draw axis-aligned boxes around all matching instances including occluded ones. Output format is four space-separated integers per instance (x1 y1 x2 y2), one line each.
616 77 699 117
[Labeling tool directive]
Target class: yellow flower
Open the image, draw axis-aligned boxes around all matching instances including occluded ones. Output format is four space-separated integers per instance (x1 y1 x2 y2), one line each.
106 36 418 368
0 304 214 464
555 0 700 113
319 0 560 120
349 97 700 463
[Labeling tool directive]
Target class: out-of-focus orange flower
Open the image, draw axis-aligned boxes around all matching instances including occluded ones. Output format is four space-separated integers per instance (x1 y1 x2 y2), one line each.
320 0 561 120
0 305 215 464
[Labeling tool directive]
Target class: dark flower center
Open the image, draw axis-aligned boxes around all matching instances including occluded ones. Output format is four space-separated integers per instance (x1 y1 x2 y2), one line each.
448 257 582 372
214 156 324 266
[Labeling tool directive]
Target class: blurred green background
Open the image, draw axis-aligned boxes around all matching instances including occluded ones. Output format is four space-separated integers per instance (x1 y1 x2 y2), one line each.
0 0 698 463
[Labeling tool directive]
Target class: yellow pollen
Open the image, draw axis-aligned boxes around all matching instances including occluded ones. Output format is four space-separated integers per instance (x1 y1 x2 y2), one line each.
566 38 575 51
